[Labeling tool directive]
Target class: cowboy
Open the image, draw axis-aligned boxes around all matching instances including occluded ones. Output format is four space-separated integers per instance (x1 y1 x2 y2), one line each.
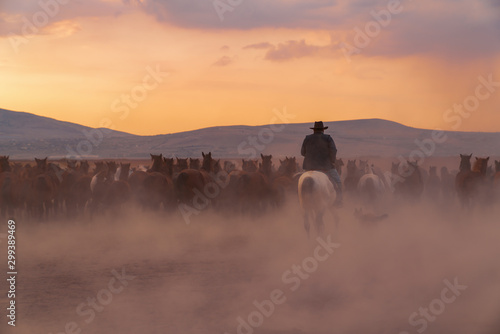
300 121 343 206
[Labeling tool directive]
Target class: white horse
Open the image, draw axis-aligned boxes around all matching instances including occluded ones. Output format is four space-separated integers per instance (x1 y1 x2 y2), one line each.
298 171 337 237
357 164 386 204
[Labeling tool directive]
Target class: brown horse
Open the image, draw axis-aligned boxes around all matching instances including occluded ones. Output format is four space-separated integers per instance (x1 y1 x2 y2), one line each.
30 158 58 220
175 152 214 207
242 159 258 172
270 157 299 207
189 158 200 170
455 155 490 208
71 161 92 216
258 154 273 179
440 166 455 203
393 161 424 201
425 166 441 201
0 156 20 218
148 154 163 173
175 158 189 173
494 160 500 182
494 160 500 200
223 161 236 174
344 160 361 194
335 158 344 176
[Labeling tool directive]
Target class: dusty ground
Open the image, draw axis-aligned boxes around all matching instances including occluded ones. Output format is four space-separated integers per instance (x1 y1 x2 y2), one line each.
1 189 500 334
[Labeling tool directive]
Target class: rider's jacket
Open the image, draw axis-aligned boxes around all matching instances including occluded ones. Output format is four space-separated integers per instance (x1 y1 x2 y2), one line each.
301 133 337 171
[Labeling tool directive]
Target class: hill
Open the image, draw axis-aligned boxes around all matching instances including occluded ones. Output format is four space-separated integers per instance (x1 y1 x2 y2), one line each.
1 108 499 159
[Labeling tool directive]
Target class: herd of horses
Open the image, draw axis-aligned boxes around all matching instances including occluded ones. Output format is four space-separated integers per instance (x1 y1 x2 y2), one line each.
0 153 499 226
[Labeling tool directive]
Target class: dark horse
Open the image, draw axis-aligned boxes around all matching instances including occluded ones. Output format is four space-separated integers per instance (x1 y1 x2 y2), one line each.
175 152 214 206
392 160 424 201
455 155 490 209
0 156 20 218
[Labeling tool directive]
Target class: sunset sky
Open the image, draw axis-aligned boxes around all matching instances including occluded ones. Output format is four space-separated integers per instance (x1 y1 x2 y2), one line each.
0 0 499 135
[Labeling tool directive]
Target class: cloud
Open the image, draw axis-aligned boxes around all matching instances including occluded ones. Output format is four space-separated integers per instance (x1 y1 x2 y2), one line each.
264 40 323 62
0 0 127 37
213 55 233 66
134 0 340 30
243 42 274 50
240 1 500 62
1 0 498 63
242 39 340 62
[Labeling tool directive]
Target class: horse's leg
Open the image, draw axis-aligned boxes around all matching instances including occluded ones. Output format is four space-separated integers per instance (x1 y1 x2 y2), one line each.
303 212 310 238
333 212 340 238
315 211 324 236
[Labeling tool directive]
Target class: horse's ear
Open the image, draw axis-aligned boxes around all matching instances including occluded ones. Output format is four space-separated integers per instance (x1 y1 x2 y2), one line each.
202 152 205 158
159 153 162 158
261 153 264 159
469 154 472 158
476 157 479 160
486 157 490 161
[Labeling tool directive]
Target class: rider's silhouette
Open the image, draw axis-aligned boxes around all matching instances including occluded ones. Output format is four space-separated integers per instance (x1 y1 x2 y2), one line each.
301 121 343 205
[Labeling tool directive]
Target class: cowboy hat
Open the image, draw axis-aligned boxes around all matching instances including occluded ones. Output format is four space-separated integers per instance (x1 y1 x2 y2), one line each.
310 121 328 130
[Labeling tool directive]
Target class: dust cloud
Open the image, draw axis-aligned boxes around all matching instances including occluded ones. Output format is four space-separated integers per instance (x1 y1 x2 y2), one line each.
2 197 500 334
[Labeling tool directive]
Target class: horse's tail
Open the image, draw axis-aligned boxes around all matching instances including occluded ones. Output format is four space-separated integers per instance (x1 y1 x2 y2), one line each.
301 177 315 194
299 176 316 209
365 177 375 195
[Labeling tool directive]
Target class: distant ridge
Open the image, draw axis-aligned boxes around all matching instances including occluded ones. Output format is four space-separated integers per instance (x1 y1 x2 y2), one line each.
1 108 499 159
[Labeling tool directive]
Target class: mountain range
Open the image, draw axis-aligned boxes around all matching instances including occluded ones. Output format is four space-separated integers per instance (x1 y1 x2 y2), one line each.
0 108 499 160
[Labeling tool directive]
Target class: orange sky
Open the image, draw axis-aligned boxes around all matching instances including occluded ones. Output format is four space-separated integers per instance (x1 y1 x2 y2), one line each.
0 0 499 135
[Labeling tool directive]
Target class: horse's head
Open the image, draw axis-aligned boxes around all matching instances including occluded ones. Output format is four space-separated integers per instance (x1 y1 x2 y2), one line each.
347 160 357 172
176 158 188 171
242 159 258 172
201 152 213 172
66 160 77 170
0 155 10 172
79 160 90 174
163 157 174 174
35 157 48 172
106 161 117 174
150 154 163 171
472 157 489 175
224 160 236 173
459 154 472 171
259 154 273 174
287 157 298 174
120 162 130 172
359 160 368 171
212 159 222 173
189 158 200 170
94 161 106 174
